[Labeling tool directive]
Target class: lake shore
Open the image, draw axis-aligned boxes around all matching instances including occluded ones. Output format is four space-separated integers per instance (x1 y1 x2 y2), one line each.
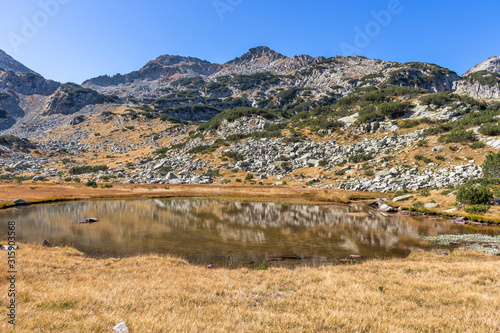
0 244 499 332
0 182 383 209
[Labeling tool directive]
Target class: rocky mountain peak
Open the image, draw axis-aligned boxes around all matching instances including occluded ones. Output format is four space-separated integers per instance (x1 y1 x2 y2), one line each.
151 55 213 67
228 46 286 65
464 56 500 76
0 49 36 75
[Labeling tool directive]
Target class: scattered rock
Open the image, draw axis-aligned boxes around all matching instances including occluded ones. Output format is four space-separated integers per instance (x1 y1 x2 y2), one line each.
393 195 413 202
1 245 19 251
378 203 396 213
78 217 99 224
113 322 129 333
348 254 362 259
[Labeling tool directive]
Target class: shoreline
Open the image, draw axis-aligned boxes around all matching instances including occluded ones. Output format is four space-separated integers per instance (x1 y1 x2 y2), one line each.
0 182 383 210
2 182 500 225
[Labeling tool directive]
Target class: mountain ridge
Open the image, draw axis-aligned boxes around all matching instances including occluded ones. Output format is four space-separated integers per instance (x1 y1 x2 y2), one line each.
0 47 499 138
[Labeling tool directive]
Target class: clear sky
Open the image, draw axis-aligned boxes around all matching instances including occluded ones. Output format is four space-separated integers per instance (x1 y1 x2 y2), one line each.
0 0 499 83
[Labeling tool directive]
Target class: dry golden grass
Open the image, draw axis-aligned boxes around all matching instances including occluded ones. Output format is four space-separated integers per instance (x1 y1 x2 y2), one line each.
0 245 499 332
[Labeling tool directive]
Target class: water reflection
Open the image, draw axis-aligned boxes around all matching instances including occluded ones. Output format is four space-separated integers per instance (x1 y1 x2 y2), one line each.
0 199 494 267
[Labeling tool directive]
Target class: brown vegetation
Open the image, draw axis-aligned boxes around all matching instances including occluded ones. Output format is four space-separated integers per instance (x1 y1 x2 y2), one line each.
0 245 499 332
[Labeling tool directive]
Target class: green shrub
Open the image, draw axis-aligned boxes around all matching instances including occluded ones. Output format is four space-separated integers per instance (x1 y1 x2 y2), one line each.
435 155 445 161
335 170 345 176
412 201 424 208
364 170 374 176
414 154 424 161
222 151 244 161
378 102 412 119
400 119 421 128
469 141 486 149
349 153 372 163
464 205 490 214
419 92 452 107
449 145 459 152
203 169 220 177
188 145 216 155
482 152 500 178
438 129 477 143
456 184 493 205
419 188 431 197
479 123 500 136
85 180 98 188
69 165 108 175
417 139 428 147
245 173 254 181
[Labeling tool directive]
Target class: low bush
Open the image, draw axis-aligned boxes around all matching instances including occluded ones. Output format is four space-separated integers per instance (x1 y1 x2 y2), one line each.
349 153 373 163
482 152 500 178
85 180 98 188
456 184 493 205
438 129 477 143
69 165 108 175
464 205 490 214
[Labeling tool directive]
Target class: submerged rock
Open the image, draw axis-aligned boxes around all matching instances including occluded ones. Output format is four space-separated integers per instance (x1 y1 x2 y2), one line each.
78 217 99 224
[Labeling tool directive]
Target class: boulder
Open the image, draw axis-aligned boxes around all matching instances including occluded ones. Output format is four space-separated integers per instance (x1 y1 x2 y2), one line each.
392 195 413 202
378 203 396 213
424 203 439 209
12 199 30 206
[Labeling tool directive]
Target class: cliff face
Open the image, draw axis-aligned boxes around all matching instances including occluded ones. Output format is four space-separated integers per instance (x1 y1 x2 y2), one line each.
42 83 106 116
455 57 500 99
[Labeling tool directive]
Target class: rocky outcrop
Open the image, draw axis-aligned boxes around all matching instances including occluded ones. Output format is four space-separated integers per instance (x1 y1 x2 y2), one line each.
42 83 106 116
0 70 59 96
83 55 221 88
454 79 500 99
463 56 500 76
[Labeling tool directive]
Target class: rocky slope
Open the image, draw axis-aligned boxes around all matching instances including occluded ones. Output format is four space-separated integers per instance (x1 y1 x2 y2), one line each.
0 50 35 75
0 49 500 205
463 56 500 76
5 47 499 137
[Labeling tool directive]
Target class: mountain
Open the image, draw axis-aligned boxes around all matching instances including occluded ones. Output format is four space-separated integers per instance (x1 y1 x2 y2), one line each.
4 47 500 138
0 48 499 201
0 50 110 136
463 56 500 76
455 56 500 99
0 50 36 75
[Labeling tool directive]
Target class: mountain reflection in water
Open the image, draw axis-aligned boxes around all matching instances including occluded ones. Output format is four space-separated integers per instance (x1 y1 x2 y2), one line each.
0 199 488 267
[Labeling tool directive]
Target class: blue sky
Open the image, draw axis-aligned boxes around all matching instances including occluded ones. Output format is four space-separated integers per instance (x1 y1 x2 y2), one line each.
0 0 499 83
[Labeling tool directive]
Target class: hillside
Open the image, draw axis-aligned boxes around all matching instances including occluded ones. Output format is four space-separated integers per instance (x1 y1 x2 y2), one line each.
1 48 500 220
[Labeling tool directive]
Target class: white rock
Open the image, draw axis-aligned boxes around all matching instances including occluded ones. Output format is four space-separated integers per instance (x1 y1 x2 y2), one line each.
393 195 413 202
113 322 129 333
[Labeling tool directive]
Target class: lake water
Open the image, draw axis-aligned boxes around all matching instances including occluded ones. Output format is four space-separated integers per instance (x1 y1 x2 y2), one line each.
0 199 496 267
